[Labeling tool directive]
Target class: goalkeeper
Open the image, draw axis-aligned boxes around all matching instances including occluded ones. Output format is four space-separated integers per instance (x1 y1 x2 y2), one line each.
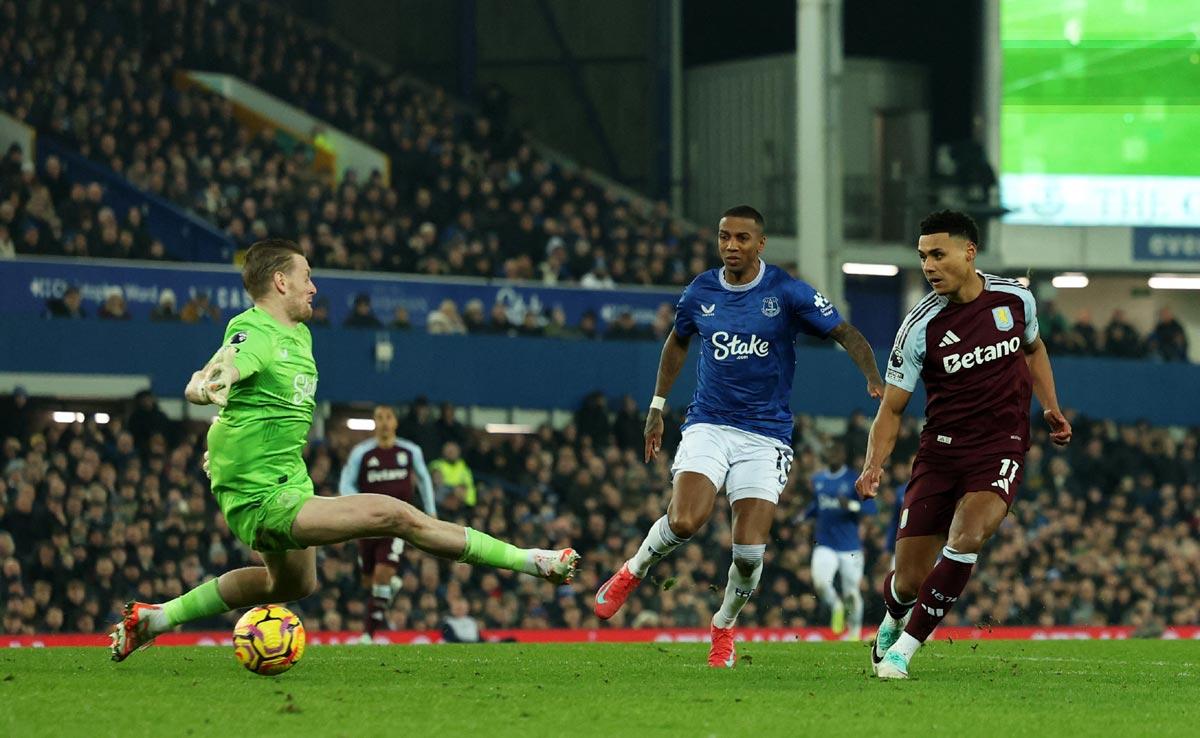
111 239 578 660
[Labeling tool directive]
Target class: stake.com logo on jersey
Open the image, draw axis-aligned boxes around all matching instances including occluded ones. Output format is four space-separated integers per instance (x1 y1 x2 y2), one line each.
711 331 770 361
942 336 1021 374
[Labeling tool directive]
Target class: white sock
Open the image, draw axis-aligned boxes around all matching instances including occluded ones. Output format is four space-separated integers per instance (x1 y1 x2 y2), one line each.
628 516 688 578
891 631 923 661
712 543 765 629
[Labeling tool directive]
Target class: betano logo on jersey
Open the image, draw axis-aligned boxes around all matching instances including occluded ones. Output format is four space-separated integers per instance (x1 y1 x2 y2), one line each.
942 336 1021 374
367 467 409 484
711 331 770 361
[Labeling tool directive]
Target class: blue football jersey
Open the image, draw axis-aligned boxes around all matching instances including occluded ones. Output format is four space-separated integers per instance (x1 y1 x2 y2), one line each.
673 261 842 444
810 466 876 551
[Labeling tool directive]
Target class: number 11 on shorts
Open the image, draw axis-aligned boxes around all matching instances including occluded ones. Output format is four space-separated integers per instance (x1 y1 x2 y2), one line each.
992 458 1020 493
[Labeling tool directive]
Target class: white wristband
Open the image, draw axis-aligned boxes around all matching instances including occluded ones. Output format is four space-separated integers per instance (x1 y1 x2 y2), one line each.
649 395 666 411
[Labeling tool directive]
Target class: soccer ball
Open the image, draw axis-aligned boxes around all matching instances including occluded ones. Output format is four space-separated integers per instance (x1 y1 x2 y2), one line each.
232 605 306 676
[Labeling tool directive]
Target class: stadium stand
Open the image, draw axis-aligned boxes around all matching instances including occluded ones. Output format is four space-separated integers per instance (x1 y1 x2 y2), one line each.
2 390 1196 636
0 0 714 286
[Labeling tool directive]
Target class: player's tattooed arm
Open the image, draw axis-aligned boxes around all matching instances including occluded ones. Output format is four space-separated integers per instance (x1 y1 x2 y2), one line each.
828 321 885 399
644 329 692 462
1023 336 1072 446
856 385 912 499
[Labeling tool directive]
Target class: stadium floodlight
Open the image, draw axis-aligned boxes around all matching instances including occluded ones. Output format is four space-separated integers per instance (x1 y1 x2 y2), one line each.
52 411 77 423
346 418 376 431
1148 274 1200 290
1051 273 1089 288
485 423 535 435
94 413 111 424
841 262 900 276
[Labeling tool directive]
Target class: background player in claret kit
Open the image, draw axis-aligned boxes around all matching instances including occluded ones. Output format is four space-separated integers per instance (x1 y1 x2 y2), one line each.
340 404 437 639
857 210 1072 679
805 442 875 640
593 205 884 668
110 239 578 661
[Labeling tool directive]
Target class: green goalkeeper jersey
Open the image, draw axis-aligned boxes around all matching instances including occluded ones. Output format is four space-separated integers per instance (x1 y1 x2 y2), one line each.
207 307 318 496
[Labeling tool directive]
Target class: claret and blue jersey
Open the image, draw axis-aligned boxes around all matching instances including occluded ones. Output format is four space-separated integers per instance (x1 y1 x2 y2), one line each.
673 261 843 445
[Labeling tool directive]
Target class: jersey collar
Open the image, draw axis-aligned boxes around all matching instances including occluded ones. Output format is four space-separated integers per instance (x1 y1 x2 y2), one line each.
719 259 766 292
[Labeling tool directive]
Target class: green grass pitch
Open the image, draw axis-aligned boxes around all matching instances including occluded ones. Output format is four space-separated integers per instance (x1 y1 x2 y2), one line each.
2 641 1198 737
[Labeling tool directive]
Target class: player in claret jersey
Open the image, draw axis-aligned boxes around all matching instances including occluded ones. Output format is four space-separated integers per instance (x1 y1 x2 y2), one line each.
340 404 436 638
594 205 884 668
857 210 1072 679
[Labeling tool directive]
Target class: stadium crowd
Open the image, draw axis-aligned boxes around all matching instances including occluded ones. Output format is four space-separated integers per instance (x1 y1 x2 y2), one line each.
2 388 1197 638
0 0 714 286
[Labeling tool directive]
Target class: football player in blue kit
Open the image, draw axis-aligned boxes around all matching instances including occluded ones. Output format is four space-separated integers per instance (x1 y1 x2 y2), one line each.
805 442 876 640
594 205 884 667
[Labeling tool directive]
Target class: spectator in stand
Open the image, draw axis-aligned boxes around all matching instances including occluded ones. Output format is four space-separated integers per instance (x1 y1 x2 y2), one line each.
574 392 612 448
179 293 221 324
0 223 15 259
149 290 180 322
517 310 543 338
429 441 477 506
604 311 653 341
98 288 131 320
426 299 467 335
1039 300 1069 354
1061 309 1099 356
461 299 488 334
308 296 332 327
1148 307 1189 363
435 403 469 449
0 386 32 441
485 302 517 336
44 285 86 319
344 293 384 329
578 310 601 340
542 306 579 340
390 306 413 331
398 397 442 460
127 390 172 448
1104 309 1144 359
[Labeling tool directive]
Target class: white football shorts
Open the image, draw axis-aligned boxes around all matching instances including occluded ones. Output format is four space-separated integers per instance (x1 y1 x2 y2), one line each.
670 423 793 505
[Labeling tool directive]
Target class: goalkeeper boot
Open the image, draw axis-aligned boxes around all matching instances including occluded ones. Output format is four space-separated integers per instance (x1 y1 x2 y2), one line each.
533 548 580 584
110 602 164 662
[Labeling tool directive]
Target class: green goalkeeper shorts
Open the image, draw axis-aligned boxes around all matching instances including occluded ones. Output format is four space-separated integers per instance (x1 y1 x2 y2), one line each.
214 477 314 553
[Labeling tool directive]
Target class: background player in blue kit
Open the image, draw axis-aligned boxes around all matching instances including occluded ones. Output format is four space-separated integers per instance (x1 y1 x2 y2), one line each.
593 205 884 668
806 442 876 640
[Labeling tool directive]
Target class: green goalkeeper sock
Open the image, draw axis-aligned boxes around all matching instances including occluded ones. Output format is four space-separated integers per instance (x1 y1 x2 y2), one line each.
162 578 230 628
457 527 536 575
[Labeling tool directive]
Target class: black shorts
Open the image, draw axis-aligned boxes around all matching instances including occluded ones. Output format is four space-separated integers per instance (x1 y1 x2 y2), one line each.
896 449 1025 540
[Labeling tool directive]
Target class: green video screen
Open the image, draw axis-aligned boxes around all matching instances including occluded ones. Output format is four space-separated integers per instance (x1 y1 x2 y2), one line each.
1000 0 1200 225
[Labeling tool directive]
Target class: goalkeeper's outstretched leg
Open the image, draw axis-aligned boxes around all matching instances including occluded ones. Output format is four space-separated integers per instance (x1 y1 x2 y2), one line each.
111 495 577 660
